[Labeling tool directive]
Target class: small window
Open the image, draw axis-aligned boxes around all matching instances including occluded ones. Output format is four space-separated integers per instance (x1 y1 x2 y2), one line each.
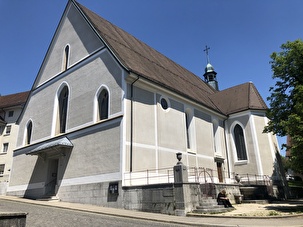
0 164 4 175
2 143 8 153
26 121 33 145
63 45 70 71
160 97 170 111
160 98 168 110
5 125 11 135
8 111 14 117
98 89 109 120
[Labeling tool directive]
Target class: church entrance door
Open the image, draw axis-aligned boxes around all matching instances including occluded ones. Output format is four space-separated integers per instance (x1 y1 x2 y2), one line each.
217 162 223 183
46 159 59 195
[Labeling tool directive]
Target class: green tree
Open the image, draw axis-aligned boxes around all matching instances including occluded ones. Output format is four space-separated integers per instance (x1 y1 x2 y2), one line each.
264 39 303 174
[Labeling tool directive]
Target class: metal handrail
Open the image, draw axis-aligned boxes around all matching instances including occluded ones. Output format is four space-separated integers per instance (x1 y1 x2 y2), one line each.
124 166 272 186
124 167 174 186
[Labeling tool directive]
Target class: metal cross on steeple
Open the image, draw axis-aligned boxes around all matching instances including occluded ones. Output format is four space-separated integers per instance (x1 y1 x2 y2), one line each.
203 45 211 64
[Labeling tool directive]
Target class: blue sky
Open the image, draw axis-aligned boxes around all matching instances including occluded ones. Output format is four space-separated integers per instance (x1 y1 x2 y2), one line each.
1 0 303 154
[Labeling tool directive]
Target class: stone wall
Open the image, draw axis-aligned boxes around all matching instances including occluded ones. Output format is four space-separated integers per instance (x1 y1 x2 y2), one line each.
123 184 175 215
58 181 122 208
122 182 201 216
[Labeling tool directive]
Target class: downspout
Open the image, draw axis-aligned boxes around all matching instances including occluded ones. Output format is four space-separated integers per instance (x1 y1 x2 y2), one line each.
223 119 231 178
130 76 139 172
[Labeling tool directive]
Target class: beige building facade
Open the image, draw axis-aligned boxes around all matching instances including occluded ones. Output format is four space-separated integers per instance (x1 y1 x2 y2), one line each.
0 91 29 194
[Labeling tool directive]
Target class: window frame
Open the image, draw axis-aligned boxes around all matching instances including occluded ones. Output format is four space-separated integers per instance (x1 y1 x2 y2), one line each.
184 108 196 153
8 111 14 117
62 44 70 71
231 122 248 163
0 164 5 175
98 89 109 120
52 83 70 136
94 85 110 122
2 143 8 153
58 86 69 133
26 120 33 145
159 96 170 111
5 125 11 135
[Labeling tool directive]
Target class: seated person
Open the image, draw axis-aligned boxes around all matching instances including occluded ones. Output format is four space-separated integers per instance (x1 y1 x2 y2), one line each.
217 189 233 208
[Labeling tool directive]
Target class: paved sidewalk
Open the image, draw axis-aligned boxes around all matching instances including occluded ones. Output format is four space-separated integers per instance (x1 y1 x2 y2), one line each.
1 196 303 227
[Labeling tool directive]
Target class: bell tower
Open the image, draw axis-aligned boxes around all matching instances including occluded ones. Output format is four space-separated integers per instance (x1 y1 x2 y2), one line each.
203 46 219 91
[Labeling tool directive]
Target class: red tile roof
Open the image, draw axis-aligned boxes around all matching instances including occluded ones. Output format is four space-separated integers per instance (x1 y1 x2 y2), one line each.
0 91 29 109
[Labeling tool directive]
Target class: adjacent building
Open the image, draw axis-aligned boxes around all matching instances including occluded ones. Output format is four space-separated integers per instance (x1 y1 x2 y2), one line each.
7 0 281 211
0 91 29 194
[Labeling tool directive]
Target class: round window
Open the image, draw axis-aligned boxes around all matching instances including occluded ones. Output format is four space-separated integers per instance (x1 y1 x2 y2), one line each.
160 98 169 110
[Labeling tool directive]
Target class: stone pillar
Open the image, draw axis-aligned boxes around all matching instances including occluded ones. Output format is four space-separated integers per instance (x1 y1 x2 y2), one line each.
173 164 188 183
173 152 190 216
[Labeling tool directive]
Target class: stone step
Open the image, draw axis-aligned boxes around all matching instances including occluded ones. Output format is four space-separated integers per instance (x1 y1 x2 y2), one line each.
196 204 223 209
199 200 218 206
37 195 60 201
191 207 235 214
193 196 236 214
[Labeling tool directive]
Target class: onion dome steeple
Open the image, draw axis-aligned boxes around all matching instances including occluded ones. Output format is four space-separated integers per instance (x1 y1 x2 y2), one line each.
203 46 219 91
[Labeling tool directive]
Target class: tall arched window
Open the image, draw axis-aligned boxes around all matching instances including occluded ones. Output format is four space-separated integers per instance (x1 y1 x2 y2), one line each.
185 109 195 150
98 89 109 120
234 124 247 160
63 45 70 71
58 86 69 133
212 119 219 153
185 112 191 149
26 121 33 145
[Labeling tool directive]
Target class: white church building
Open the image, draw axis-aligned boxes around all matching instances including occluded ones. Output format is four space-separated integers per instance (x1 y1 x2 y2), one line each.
7 0 282 212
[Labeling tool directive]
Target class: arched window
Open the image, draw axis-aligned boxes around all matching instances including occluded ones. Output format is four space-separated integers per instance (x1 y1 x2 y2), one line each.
63 45 70 71
234 124 247 160
185 109 195 150
185 112 191 149
212 119 219 153
58 86 69 133
98 89 109 120
26 121 33 145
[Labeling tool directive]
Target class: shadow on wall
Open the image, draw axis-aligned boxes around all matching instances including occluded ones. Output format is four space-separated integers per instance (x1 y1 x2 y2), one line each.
24 147 72 199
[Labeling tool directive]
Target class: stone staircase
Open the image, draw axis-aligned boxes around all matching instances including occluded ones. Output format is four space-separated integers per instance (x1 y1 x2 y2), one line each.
191 196 234 214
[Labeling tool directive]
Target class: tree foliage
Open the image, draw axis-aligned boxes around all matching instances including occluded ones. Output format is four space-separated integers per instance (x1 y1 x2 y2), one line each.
264 39 303 173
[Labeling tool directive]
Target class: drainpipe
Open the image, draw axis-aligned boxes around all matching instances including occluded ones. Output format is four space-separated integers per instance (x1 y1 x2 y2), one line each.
130 76 139 172
223 119 231 178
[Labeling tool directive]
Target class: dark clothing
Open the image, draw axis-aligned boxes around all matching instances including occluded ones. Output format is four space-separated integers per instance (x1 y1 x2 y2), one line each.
217 192 233 208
